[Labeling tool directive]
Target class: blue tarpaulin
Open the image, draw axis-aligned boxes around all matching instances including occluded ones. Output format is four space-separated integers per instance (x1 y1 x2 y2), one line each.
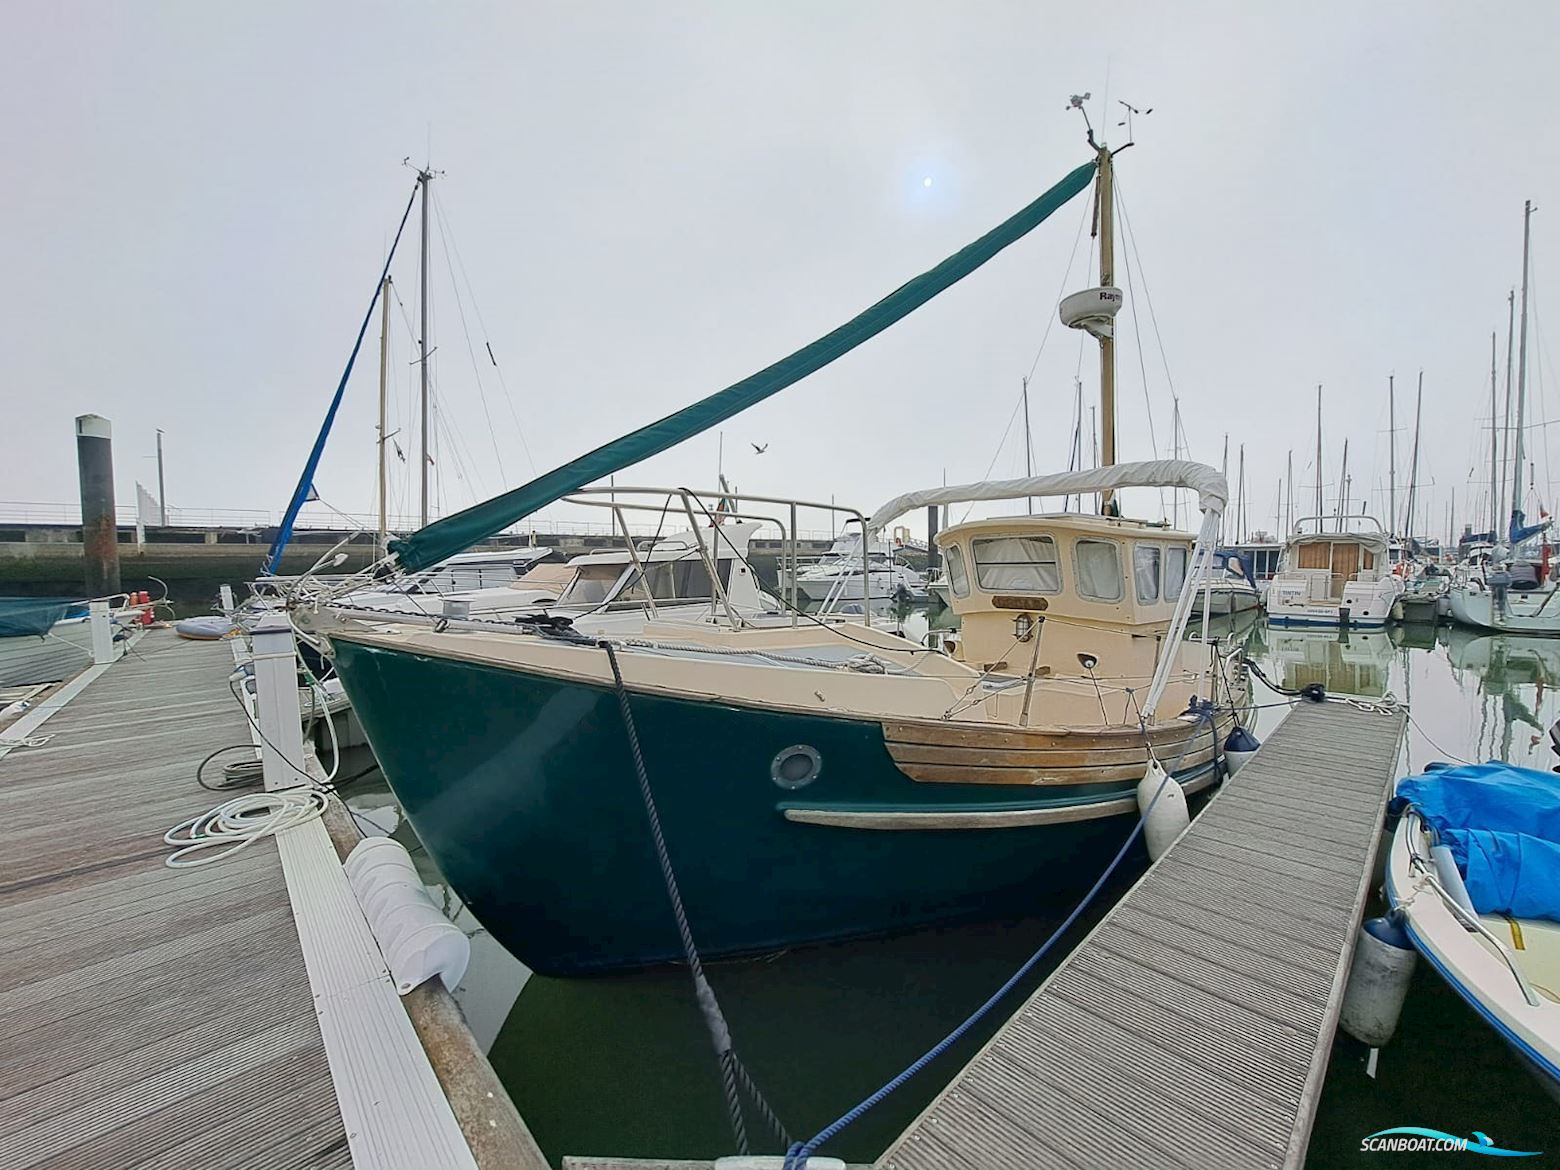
0 597 76 638
1399 762 1560 922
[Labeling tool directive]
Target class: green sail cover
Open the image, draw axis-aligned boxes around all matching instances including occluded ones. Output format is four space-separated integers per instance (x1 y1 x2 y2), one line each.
390 158 1097 573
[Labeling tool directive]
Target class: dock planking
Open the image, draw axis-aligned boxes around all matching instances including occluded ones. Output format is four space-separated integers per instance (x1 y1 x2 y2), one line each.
0 631 352 1170
877 698 1407 1170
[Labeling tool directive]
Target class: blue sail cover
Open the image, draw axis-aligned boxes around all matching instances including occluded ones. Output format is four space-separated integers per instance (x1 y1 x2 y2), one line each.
0 597 76 638
1399 762 1560 921
1509 508 1550 548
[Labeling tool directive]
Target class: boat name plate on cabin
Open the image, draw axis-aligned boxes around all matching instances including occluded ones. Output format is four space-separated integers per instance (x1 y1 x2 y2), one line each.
991 595 1051 611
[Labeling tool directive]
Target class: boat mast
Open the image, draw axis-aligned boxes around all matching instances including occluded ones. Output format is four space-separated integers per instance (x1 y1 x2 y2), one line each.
378 274 392 554
1286 449 1293 534
1404 373 1422 542
1314 386 1323 521
1387 374 1396 539
1511 200 1535 541
417 167 434 527
1096 141 1118 512
1489 330 1499 536
1170 398 1181 529
1336 438 1349 532
1237 444 1246 542
1220 434 1228 542
1499 289 1515 532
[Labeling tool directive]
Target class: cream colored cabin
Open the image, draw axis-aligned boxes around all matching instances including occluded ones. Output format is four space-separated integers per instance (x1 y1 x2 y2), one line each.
935 512 1197 675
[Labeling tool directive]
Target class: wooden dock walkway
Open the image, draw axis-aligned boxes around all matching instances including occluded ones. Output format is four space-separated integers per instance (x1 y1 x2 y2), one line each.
877 699 1407 1170
0 626 503 1170
0 632 354 1169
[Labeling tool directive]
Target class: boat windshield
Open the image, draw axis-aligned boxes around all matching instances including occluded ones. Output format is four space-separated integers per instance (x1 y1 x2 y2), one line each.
557 557 735 608
558 564 624 606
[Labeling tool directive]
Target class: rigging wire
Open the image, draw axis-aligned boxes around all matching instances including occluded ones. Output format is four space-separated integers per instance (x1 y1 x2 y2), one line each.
959 193 1095 524
1112 177 1182 444
429 188 540 477
1112 189 1166 519
430 188 511 484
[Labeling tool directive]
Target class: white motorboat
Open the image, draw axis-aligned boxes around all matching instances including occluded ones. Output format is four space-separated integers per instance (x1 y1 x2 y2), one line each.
1387 764 1560 1103
795 533 927 608
1187 550 1262 616
1265 516 1404 629
435 520 783 634
332 547 558 615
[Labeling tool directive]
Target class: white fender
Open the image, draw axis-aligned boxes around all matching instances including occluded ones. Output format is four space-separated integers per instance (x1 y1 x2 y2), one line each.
1339 916 1418 1048
1137 759 1190 861
345 836 470 995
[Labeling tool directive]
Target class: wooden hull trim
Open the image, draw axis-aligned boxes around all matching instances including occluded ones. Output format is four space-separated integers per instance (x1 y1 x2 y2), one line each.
884 708 1235 786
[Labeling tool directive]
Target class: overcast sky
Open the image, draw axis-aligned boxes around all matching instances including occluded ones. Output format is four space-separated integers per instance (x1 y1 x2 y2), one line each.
5 2 1560 544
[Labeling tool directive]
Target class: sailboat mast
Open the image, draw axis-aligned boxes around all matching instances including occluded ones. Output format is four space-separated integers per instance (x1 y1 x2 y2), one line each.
1220 434 1228 543
1511 200 1535 537
1500 289 1515 532
417 168 434 527
1286 449 1293 534
1170 398 1181 529
1490 330 1499 535
1237 444 1246 542
1096 144 1117 512
1090 405 1099 513
1404 373 1422 541
1314 386 1323 520
378 275 392 553
1388 374 1396 538
1337 438 1349 532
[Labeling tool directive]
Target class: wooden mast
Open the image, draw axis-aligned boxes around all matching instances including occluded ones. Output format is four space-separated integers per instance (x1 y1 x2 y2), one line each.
1096 141 1117 512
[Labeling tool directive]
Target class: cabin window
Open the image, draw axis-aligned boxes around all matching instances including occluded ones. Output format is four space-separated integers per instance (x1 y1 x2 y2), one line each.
944 544 970 597
1075 540 1124 602
1165 546 1188 600
1133 545 1162 603
972 536 1060 592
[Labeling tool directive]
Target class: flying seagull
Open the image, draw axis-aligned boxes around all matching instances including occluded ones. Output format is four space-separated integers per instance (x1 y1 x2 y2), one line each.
751 443 768 454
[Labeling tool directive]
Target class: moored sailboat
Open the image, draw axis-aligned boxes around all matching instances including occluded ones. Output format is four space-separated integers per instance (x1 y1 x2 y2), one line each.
302 130 1253 975
1449 200 1560 634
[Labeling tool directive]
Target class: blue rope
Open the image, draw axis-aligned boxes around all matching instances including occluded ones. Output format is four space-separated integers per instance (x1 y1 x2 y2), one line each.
782 705 1215 1169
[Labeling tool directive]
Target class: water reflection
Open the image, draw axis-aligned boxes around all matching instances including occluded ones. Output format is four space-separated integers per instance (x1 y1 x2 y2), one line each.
339 617 1560 1166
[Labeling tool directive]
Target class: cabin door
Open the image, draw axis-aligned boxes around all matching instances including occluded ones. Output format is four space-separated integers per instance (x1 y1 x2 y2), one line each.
1332 542 1361 583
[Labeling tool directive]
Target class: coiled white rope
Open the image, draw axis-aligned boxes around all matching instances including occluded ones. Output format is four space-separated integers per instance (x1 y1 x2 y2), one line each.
164 788 330 868
0 732 53 748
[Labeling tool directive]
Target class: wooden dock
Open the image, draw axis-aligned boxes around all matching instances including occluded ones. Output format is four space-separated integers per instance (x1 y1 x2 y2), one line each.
877 699 1407 1170
0 629 486 1170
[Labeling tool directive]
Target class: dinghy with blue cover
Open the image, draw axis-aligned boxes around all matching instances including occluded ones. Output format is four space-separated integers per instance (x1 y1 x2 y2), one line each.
0 597 94 687
1386 761 1560 1102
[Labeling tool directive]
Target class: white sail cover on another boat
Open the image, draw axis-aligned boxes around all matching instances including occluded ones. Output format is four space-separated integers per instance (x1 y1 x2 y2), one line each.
867 459 1229 530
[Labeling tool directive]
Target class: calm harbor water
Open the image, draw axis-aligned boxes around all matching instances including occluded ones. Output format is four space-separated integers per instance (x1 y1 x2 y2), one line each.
335 616 1560 1168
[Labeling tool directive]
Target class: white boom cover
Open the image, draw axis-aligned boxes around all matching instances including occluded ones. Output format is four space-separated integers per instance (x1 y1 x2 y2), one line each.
867 459 1229 531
